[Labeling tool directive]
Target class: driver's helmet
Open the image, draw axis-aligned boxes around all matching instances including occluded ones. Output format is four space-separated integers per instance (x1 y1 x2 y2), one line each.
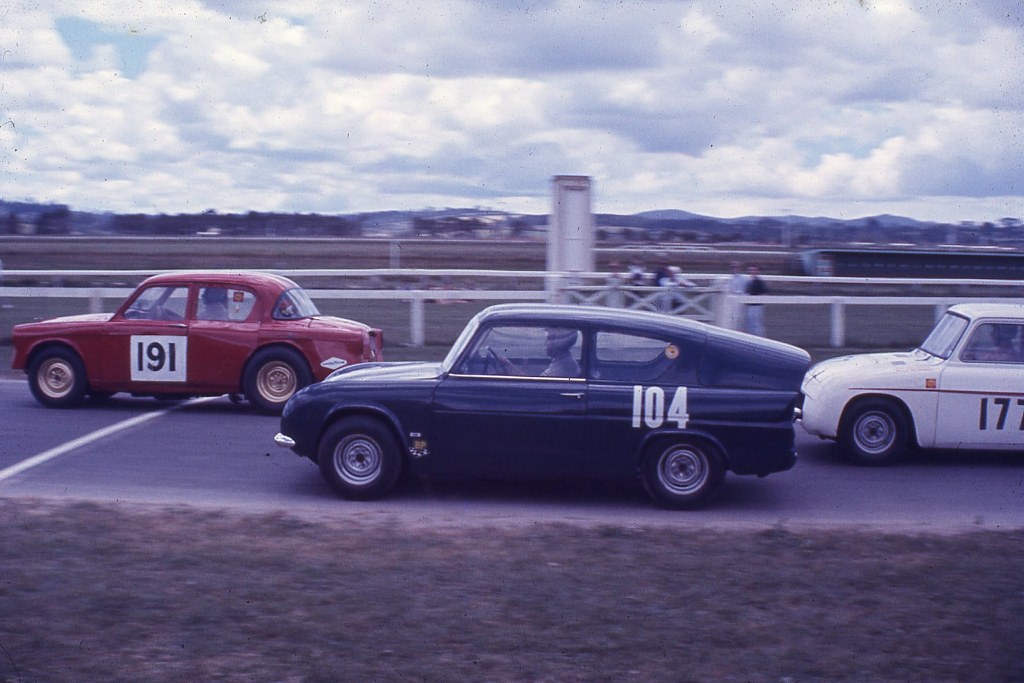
545 328 579 355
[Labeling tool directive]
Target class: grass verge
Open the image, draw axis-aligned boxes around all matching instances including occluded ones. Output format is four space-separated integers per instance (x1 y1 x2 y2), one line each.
1 499 1021 682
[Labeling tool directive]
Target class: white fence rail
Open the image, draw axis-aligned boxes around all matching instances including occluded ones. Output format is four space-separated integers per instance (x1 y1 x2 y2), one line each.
2 269 1023 348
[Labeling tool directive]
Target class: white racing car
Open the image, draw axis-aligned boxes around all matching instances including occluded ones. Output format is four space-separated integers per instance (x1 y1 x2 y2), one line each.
799 302 1024 464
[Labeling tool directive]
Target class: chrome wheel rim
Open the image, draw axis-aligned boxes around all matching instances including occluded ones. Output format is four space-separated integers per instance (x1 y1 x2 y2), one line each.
256 361 297 403
853 411 896 455
332 435 383 486
37 358 75 399
657 446 708 495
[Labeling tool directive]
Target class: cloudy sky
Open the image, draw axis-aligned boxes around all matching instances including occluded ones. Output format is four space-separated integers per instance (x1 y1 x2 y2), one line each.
1 1 1022 222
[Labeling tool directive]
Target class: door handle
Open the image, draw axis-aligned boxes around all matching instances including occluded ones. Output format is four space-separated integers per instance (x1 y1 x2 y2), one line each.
560 392 584 399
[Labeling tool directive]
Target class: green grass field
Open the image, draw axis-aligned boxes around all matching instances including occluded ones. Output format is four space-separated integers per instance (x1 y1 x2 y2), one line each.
2 500 1021 682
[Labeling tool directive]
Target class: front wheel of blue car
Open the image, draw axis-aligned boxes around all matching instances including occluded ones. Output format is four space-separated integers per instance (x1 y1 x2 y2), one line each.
318 417 402 500
641 439 725 510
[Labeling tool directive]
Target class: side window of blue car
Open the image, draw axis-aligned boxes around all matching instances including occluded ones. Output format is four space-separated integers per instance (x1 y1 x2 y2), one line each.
458 325 583 378
591 331 692 384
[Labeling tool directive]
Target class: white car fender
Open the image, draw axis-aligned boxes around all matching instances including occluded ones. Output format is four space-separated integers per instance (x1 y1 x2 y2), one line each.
800 351 944 444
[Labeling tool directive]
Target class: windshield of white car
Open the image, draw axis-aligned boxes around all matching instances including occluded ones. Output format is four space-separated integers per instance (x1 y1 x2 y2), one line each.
442 315 481 371
919 312 969 358
272 288 320 320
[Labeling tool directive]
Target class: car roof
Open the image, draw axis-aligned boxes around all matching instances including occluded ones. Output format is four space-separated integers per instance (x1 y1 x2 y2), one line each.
139 271 300 292
477 303 708 332
473 303 810 382
947 302 1024 320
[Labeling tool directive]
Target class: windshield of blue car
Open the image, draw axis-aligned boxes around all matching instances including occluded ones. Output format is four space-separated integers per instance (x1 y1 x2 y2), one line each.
919 312 969 358
273 288 320 320
442 315 481 371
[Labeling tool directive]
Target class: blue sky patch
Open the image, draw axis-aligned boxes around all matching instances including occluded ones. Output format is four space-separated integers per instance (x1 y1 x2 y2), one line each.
55 17 160 79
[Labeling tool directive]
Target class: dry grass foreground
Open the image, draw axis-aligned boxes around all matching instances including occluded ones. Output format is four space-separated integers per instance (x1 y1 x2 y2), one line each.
1 499 1022 682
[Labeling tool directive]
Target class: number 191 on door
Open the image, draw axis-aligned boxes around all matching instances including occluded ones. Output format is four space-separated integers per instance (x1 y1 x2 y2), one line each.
130 335 188 382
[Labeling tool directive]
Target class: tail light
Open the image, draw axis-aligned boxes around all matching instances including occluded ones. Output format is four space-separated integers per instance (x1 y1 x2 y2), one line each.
367 329 383 361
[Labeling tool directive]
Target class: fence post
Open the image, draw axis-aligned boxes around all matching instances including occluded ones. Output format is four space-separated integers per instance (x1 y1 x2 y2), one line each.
89 289 102 314
830 300 845 347
409 296 425 347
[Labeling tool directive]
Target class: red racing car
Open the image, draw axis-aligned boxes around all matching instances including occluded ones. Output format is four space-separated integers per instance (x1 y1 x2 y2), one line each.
11 271 383 412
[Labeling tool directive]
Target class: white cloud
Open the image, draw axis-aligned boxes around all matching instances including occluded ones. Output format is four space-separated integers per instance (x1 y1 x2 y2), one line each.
0 0 1020 222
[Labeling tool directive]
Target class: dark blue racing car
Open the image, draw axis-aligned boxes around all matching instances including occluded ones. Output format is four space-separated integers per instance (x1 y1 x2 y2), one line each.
275 304 810 508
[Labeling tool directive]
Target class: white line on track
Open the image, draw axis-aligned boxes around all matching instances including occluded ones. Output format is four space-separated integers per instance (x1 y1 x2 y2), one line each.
0 396 220 483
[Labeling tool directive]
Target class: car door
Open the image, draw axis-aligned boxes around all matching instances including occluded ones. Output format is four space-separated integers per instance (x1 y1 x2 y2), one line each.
585 329 704 478
185 285 260 390
430 323 587 479
934 322 1024 449
100 284 192 389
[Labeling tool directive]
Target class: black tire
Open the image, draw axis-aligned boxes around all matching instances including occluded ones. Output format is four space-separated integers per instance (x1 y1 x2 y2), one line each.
243 347 313 414
640 438 725 509
838 398 911 466
317 417 402 500
27 347 88 408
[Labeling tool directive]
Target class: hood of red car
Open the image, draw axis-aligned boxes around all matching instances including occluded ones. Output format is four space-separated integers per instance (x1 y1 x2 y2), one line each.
19 313 113 327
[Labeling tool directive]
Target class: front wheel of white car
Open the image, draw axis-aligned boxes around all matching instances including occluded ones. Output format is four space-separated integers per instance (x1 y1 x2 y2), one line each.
839 398 911 466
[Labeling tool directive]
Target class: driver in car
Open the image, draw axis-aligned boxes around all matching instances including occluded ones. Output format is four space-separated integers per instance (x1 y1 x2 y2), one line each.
495 328 581 378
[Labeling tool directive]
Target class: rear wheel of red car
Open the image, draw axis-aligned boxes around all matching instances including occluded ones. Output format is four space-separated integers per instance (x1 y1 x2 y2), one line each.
27 347 88 408
640 438 725 509
243 347 313 414
318 417 402 500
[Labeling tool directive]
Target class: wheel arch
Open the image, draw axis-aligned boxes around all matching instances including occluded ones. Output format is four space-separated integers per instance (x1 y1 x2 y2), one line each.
25 340 92 381
315 406 408 465
240 341 313 384
839 393 919 447
635 429 731 476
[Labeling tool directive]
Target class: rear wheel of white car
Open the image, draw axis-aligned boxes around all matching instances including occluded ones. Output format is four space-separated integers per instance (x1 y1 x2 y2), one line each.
318 417 402 500
839 398 911 465
640 438 725 509
243 347 313 414
27 347 88 408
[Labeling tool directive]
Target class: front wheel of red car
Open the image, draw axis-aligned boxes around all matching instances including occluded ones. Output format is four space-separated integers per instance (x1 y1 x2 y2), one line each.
27 347 88 408
640 438 725 509
318 417 402 500
243 347 313 414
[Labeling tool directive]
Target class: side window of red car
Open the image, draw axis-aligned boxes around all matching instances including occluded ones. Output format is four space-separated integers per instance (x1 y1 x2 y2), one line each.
123 286 189 321
197 287 256 322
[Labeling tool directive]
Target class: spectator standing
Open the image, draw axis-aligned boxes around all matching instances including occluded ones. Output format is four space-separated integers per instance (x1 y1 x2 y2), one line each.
724 261 749 329
744 265 767 336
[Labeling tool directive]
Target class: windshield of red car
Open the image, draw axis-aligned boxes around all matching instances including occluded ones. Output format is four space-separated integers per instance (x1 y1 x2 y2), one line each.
273 288 320 320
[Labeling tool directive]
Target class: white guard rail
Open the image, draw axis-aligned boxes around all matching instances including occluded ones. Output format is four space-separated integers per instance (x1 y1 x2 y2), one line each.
2 269 1023 347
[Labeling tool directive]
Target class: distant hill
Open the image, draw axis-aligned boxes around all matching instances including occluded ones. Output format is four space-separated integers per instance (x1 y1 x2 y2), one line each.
2 198 1020 250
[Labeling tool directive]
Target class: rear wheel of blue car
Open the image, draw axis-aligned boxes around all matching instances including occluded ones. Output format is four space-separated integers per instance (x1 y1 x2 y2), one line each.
318 417 402 500
641 439 725 509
